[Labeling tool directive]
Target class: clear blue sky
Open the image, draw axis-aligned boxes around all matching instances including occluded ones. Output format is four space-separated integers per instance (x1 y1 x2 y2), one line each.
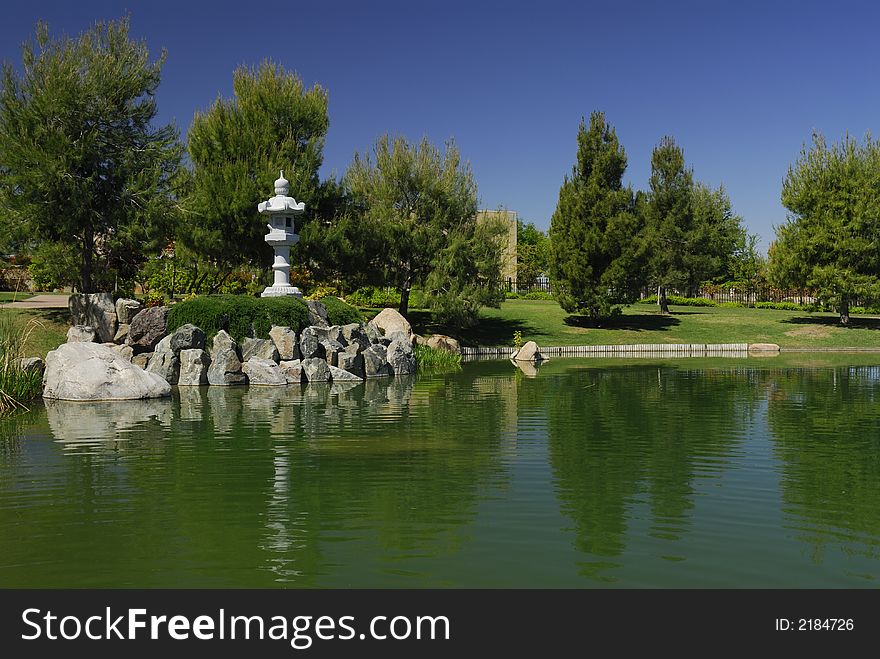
2 0 879 252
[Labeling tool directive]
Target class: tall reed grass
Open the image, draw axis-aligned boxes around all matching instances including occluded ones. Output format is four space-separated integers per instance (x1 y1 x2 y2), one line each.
414 343 462 373
0 313 43 414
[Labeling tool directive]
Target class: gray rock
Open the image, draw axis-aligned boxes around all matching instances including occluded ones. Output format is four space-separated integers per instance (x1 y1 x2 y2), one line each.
363 344 391 378
69 292 118 343
385 330 411 346
365 321 381 344
269 325 299 361
338 350 365 379
370 307 412 339
146 336 179 385
387 338 417 375
513 340 543 362
207 330 247 386
67 325 96 343
306 300 330 328
301 357 331 382
279 359 303 384
111 344 134 362
328 364 363 382
340 323 371 350
178 349 210 386
113 324 129 344
242 357 287 385
426 334 461 354
299 326 326 359
170 324 206 354
126 306 169 354
16 357 45 377
318 338 344 366
241 337 279 362
115 298 143 325
43 342 171 401
132 352 152 369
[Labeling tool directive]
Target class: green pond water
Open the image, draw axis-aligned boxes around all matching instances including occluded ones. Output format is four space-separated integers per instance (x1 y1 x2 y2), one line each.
2 354 880 588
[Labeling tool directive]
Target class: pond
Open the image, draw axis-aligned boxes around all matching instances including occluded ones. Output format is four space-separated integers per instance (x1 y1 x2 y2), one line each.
2 354 880 588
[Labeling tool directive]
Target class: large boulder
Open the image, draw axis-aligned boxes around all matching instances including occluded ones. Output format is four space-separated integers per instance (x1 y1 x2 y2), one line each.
207 330 247 386
364 322 382 344
110 344 134 362
178 349 210 386
146 336 179 385
318 338 344 367
242 357 287 385
67 325 96 343
370 308 412 340
279 360 303 384
43 342 171 400
362 344 391 378
382 330 410 346
513 340 543 362
427 334 461 354
338 350 365 379
387 338 416 375
328 364 363 382
170 324 206 354
113 324 129 344
241 337 279 362
126 306 169 354
69 293 118 343
115 298 143 325
132 352 152 369
269 326 299 361
306 300 330 328
301 357 331 382
340 323 371 351
299 327 326 360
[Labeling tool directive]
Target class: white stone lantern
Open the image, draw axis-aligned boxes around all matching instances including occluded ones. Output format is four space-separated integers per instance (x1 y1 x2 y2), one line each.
258 171 305 298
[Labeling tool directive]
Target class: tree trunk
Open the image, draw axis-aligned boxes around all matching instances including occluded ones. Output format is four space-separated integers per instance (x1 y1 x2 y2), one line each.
81 228 94 293
657 285 669 314
399 287 410 317
839 296 850 326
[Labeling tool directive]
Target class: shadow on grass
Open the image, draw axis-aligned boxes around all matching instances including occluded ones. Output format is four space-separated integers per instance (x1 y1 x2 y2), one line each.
563 313 681 332
781 315 880 330
406 309 534 346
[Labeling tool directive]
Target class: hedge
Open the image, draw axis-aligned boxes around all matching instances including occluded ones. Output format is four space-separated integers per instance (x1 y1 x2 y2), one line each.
166 295 362 342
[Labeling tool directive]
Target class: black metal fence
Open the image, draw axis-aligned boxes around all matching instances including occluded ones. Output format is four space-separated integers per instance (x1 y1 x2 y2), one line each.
504 278 552 294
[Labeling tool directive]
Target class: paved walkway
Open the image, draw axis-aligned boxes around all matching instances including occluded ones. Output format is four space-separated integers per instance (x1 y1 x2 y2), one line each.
0 294 70 309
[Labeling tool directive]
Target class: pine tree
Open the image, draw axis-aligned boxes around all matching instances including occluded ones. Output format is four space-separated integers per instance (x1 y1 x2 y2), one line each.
549 112 640 319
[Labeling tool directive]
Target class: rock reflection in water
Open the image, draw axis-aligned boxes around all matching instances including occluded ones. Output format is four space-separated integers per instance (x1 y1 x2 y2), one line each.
45 398 172 448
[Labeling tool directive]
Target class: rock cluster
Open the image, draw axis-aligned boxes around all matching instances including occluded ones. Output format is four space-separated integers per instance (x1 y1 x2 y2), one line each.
47 299 417 398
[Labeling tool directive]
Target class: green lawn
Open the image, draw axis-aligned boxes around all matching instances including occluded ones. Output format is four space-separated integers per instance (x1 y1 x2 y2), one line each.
0 292 34 303
0 308 69 358
405 300 880 349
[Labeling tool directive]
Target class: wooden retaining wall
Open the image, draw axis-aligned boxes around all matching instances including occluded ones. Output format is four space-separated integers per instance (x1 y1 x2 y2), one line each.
461 343 750 360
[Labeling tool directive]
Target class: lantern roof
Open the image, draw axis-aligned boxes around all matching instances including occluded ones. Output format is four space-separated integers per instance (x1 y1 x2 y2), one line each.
258 170 305 215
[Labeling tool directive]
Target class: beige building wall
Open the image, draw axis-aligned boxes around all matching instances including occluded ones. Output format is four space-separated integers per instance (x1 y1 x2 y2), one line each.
476 209 517 284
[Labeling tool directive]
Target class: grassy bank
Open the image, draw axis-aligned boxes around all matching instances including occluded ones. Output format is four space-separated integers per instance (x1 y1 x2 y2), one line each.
0 292 34 303
0 308 68 358
404 299 880 349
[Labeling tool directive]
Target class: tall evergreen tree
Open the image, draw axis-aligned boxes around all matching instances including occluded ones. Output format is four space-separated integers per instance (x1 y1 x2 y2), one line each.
549 112 640 319
640 137 743 312
770 132 880 325
183 61 329 278
0 19 182 292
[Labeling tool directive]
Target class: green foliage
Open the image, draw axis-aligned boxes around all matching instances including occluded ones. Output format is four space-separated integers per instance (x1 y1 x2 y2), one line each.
550 112 641 319
413 343 461 373
771 132 880 325
345 286 401 308
344 134 503 323
0 19 183 293
0 314 42 414
305 285 338 301
182 60 329 274
638 295 717 307
754 301 805 311
166 295 310 342
318 296 364 325
512 330 524 349
27 242 79 291
640 137 745 310
516 219 551 288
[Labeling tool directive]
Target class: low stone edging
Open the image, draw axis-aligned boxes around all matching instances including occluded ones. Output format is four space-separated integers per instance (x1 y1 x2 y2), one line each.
463 343 754 360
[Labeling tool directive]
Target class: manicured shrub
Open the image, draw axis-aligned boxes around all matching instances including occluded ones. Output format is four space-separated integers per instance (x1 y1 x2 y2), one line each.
754 301 805 311
320 296 364 325
638 295 717 307
166 295 310 342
